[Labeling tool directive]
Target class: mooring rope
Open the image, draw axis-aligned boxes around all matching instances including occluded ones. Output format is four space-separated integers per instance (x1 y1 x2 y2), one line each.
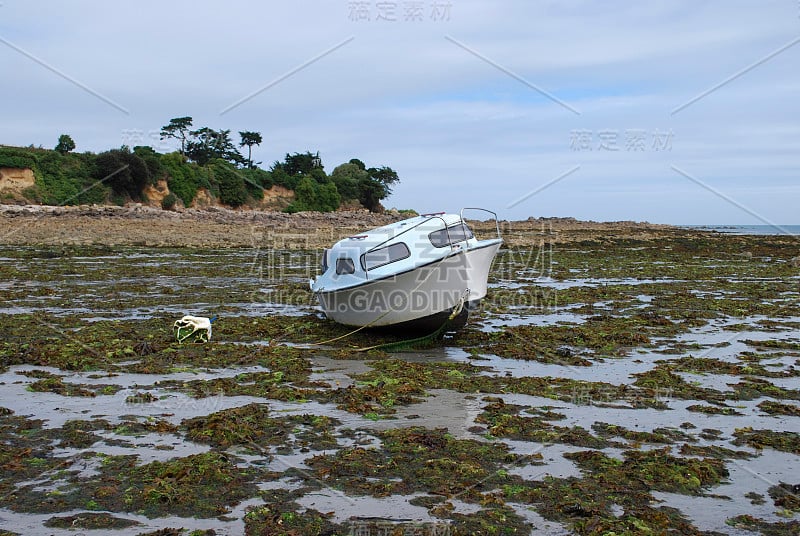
353 289 469 352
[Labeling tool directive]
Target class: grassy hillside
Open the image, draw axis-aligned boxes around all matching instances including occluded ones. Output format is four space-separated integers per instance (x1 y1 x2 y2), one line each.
0 144 398 213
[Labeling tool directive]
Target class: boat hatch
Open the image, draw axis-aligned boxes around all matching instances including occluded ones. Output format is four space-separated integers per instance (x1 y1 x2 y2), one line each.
361 242 410 271
429 222 474 248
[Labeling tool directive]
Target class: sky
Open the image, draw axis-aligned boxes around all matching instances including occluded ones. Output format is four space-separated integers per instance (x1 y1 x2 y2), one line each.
0 1 798 224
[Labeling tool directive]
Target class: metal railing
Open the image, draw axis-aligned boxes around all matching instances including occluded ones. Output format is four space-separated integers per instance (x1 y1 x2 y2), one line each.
460 207 501 241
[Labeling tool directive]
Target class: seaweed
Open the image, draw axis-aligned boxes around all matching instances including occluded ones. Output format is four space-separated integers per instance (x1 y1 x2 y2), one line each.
478 400 612 448
2 232 799 533
758 401 800 416
503 447 727 534
732 428 800 454
727 515 800 536
182 403 339 453
243 502 346 536
305 427 517 502
44 512 139 529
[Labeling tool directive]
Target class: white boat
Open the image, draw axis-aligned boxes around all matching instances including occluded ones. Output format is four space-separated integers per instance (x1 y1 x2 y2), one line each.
310 208 502 330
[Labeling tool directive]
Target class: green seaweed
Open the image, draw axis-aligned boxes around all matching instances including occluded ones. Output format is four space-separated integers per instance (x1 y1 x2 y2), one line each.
305 427 517 501
758 401 800 416
2 232 800 533
503 447 727 534
732 428 800 454
727 515 800 536
44 512 139 529
243 502 346 536
182 403 339 453
478 400 612 448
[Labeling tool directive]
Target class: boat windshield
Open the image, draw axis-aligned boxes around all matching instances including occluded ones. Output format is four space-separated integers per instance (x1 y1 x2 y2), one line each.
429 222 474 248
361 242 411 271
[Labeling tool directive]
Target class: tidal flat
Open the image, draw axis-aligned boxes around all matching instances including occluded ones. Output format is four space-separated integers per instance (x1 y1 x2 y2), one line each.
0 231 799 535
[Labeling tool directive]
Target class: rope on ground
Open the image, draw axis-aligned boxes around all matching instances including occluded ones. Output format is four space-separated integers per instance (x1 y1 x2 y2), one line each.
353 289 469 353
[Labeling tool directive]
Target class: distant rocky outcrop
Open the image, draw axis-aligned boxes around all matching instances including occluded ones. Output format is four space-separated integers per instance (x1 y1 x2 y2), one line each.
0 202 685 249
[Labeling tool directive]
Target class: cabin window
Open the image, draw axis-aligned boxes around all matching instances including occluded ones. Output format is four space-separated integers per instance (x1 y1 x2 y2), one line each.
361 242 411 271
428 223 474 248
335 257 355 275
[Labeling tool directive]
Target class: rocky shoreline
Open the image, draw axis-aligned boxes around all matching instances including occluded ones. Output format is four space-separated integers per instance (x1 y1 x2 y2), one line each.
1 203 688 248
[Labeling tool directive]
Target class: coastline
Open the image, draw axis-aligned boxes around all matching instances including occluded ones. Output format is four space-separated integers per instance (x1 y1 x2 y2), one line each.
1 203 690 249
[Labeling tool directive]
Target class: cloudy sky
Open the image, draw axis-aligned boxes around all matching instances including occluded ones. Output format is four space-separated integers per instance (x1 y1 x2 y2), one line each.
1 1 798 224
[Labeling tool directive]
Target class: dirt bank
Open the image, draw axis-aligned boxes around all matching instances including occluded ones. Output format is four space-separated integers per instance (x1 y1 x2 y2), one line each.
0 203 687 248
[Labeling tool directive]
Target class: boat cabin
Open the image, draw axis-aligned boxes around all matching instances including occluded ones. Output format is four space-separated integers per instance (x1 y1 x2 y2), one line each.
313 212 479 292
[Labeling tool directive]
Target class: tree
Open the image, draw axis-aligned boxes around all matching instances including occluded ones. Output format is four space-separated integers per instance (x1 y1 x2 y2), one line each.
160 117 193 154
368 166 400 195
133 146 163 183
185 127 215 166
274 151 323 176
316 181 341 212
287 176 317 212
359 166 400 212
186 128 243 166
94 148 151 201
332 160 400 212
358 177 387 212
54 134 75 154
331 162 367 201
349 158 366 170
238 131 262 169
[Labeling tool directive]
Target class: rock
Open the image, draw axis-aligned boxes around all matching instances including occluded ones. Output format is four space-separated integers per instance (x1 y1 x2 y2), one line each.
556 346 574 358
791 256 800 268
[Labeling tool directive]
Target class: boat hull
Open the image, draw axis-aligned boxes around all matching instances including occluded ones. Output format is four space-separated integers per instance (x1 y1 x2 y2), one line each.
315 240 501 328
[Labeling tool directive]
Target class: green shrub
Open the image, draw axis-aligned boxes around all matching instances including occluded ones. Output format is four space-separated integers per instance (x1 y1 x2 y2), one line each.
211 160 247 207
94 148 150 201
36 150 106 205
331 162 366 201
161 152 209 207
0 143 396 213
316 181 340 212
0 146 38 169
0 146 104 205
270 167 299 190
133 146 164 184
285 176 316 213
284 177 340 213
239 167 273 200
161 192 178 210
